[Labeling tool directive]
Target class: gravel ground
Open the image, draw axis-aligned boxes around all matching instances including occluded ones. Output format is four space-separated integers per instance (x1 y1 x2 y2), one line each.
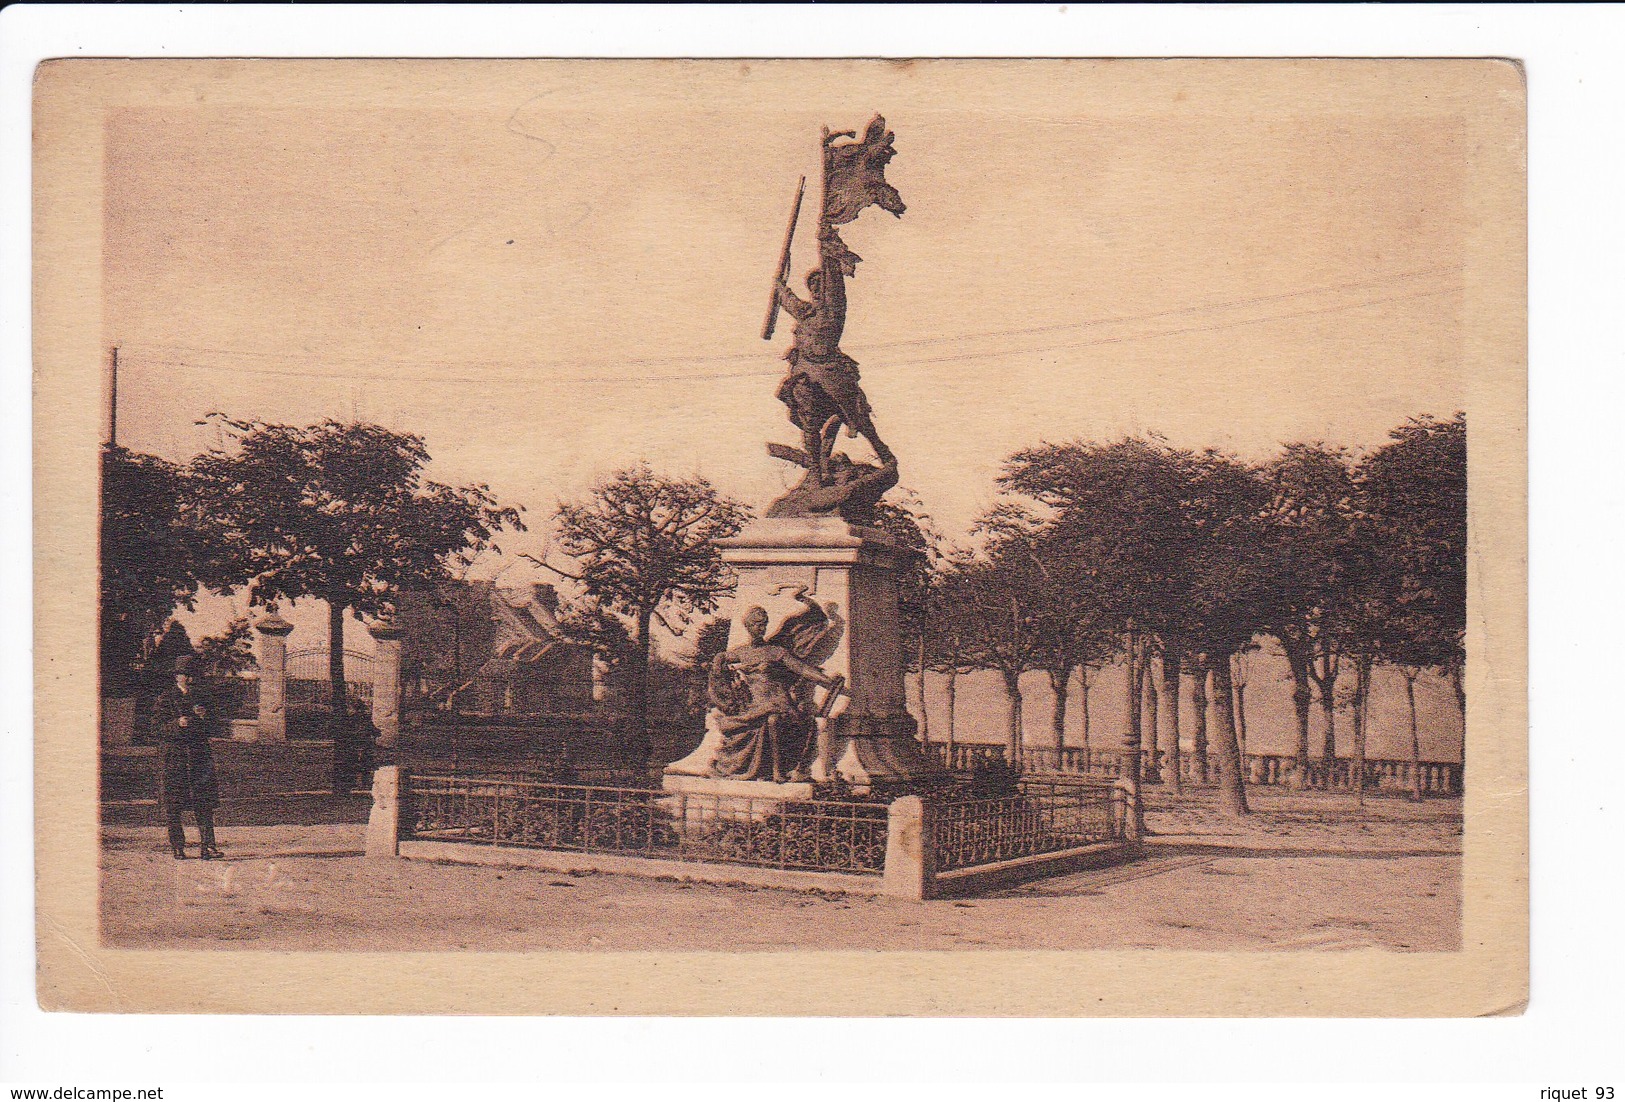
100 787 1461 952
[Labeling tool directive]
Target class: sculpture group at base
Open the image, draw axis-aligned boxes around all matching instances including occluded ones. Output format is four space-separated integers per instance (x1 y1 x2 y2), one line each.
705 588 845 783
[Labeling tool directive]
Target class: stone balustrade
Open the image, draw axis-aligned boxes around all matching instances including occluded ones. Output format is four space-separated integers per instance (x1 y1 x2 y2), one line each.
922 743 1463 796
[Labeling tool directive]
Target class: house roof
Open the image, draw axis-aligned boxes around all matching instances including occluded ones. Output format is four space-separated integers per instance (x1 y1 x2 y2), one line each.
473 590 580 679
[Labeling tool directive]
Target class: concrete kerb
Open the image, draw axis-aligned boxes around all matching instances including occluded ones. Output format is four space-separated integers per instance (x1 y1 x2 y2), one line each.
931 839 1143 898
398 839 886 897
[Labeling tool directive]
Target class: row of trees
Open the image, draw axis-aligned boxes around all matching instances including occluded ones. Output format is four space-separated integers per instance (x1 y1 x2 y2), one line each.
103 421 752 777
103 409 1463 804
101 416 524 787
908 415 1466 813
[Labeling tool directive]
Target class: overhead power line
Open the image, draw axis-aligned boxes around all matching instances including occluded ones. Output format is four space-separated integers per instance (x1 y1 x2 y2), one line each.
885 284 1462 368
116 267 1463 388
858 263 1463 351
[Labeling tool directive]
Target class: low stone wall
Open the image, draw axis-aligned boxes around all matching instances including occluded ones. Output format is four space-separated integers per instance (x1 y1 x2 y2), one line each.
366 767 1137 900
398 839 886 897
101 738 339 805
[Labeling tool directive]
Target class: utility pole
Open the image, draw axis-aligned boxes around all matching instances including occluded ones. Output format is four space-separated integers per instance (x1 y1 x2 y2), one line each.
108 345 119 447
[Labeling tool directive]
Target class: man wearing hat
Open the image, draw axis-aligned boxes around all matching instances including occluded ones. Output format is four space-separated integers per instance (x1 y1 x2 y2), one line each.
149 655 223 859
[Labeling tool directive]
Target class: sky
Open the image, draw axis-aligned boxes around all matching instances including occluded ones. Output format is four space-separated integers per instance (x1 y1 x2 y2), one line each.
101 60 1473 679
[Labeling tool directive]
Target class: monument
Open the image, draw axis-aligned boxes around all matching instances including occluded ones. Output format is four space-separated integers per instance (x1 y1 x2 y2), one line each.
665 117 945 798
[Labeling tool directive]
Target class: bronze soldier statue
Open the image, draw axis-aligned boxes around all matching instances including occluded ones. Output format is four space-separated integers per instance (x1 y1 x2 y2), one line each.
762 118 906 520
774 225 895 483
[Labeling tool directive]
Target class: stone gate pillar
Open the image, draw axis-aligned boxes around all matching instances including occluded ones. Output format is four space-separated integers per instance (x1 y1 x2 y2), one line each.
254 607 294 743
368 620 404 749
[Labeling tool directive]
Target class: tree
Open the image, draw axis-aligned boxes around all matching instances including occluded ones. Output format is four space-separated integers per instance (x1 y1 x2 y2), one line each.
691 616 734 668
1258 443 1360 786
675 615 737 735
1309 634 1345 765
100 445 208 699
1075 661 1103 762
1351 413 1467 799
553 592 639 683
1000 437 1192 820
1230 644 1257 760
1038 518 1123 769
1176 449 1276 816
871 494 938 743
541 463 751 766
954 562 1036 760
1188 657 1209 785
192 617 258 680
956 508 1048 760
1362 414 1467 717
1140 648 1161 780
923 550 980 759
188 416 524 791
189 616 259 724
970 501 1120 769
1020 527 1118 767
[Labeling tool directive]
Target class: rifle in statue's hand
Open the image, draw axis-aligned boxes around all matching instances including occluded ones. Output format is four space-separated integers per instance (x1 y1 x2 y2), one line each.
762 175 807 341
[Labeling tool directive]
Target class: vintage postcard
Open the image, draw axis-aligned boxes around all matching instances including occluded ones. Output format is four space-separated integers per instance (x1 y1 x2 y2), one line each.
34 58 1526 1015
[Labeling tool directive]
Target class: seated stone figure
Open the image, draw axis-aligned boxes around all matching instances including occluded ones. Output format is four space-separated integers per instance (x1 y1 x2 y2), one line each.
708 599 845 783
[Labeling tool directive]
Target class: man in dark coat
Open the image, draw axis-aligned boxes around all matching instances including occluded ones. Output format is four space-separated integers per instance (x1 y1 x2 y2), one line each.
132 619 194 746
152 619 195 678
150 656 223 859
333 698 380 793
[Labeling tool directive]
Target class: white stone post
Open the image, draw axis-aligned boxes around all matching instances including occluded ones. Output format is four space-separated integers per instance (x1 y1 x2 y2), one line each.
365 765 403 858
883 795 933 900
254 608 294 743
368 620 404 749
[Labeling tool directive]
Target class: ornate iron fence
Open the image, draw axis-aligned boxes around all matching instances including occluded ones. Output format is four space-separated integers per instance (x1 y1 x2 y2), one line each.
286 647 377 711
402 773 889 875
930 782 1126 874
207 676 260 721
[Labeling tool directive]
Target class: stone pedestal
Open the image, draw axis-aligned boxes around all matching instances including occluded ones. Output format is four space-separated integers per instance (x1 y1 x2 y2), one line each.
661 773 816 829
253 609 295 743
707 517 945 791
367 620 404 749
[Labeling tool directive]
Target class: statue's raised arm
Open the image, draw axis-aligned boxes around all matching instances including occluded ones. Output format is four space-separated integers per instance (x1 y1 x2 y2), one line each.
764 116 905 523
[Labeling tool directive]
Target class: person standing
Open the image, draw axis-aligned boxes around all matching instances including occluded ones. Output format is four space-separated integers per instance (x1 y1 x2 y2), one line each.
132 619 194 746
341 695 381 790
151 619 195 678
150 656 223 859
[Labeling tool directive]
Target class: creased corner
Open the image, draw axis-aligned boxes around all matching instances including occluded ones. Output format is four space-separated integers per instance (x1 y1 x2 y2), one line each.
38 912 121 1012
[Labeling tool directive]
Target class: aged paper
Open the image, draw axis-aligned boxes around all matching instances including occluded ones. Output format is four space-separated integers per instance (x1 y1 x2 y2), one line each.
35 58 1526 1015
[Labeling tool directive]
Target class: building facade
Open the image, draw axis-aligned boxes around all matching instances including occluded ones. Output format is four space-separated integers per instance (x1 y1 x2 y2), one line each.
395 582 598 719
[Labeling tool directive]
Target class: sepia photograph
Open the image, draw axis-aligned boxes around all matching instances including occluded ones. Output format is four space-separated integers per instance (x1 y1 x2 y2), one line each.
31 55 1526 1017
